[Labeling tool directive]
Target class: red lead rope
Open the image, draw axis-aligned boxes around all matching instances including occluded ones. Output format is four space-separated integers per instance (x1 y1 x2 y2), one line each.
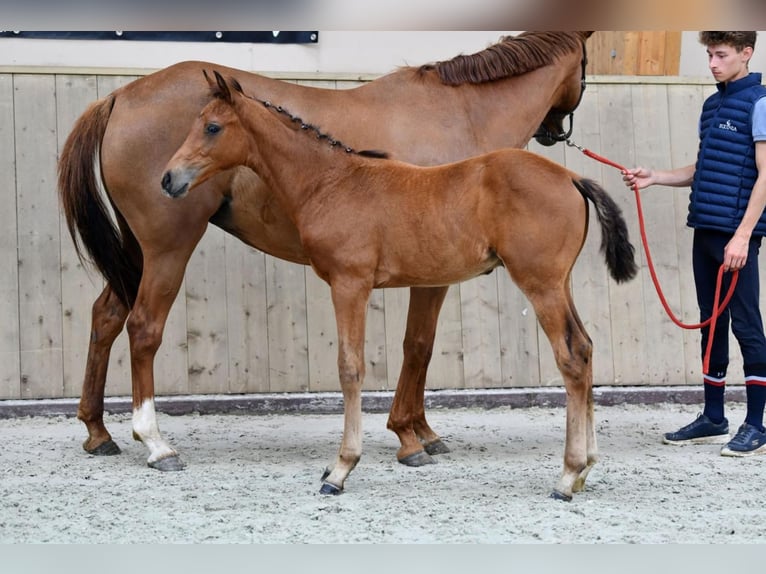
567 141 739 375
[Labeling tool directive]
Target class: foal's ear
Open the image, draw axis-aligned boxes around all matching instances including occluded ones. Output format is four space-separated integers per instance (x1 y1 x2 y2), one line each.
202 68 230 103
213 70 233 104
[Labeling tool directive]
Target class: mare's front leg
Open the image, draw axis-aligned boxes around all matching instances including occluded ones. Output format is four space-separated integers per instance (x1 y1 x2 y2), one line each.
387 286 450 466
126 253 191 471
78 284 130 456
320 279 373 495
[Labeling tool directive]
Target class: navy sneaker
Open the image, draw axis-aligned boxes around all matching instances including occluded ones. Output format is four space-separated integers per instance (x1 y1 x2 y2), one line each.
720 423 766 457
662 413 729 445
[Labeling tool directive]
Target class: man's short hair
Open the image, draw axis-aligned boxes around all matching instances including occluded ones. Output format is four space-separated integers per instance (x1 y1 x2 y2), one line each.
699 31 757 51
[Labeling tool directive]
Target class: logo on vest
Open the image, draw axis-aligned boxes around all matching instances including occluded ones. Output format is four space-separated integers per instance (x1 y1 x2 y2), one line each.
718 119 738 132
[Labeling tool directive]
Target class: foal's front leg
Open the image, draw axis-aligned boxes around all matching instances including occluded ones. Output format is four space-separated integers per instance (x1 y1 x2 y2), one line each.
320 279 372 495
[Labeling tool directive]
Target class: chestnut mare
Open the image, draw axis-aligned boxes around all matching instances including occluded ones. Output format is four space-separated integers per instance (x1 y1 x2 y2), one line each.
58 31 591 474
161 72 637 499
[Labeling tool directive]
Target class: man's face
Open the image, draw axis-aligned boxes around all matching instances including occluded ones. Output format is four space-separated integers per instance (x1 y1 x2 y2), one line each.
706 43 753 83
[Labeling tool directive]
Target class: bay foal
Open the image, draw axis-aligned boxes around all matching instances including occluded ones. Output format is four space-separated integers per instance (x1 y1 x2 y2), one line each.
162 72 637 499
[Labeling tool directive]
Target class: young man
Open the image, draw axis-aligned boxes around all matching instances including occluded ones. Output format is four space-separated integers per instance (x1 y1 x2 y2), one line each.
623 31 766 456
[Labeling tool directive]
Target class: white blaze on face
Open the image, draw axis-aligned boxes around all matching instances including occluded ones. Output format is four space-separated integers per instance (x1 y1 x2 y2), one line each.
132 398 177 463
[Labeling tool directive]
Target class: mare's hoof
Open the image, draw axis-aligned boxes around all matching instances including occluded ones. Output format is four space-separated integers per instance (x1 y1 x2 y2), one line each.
549 490 572 502
424 439 450 456
320 467 331 482
319 482 343 495
398 450 436 467
148 455 185 472
86 440 122 456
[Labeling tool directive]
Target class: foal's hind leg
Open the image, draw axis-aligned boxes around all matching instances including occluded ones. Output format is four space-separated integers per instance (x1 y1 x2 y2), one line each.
78 284 129 456
525 286 593 501
388 286 450 466
573 381 598 493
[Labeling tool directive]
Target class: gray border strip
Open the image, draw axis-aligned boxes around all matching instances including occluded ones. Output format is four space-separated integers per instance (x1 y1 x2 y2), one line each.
0 386 746 419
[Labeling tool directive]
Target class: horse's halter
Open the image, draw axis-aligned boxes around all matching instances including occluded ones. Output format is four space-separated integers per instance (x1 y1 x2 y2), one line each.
532 36 588 146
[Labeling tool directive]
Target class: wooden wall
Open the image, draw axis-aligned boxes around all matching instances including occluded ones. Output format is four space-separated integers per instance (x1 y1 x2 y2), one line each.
0 69 756 401
588 32 682 75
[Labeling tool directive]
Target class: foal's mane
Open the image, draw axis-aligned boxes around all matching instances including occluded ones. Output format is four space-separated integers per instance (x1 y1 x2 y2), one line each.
419 31 586 86
207 71 388 160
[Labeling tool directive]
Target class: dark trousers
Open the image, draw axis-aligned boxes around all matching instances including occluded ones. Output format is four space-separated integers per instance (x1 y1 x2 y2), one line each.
693 229 766 379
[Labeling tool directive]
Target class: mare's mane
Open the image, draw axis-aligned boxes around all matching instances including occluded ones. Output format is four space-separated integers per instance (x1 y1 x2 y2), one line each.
207 71 388 160
419 31 586 86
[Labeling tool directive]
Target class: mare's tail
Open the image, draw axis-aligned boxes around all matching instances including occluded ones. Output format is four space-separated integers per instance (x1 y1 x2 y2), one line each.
573 178 638 283
57 95 142 307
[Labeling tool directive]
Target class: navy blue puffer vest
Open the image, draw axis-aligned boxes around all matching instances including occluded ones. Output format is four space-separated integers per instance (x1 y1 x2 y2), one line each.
688 72 766 235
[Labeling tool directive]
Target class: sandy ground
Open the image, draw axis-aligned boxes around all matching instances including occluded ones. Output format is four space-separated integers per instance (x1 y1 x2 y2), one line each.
1 401 765 544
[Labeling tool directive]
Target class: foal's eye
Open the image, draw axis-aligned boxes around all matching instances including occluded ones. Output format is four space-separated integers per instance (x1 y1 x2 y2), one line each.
205 123 221 135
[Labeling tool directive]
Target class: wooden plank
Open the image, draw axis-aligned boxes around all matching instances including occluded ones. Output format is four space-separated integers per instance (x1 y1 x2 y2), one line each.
266 257 309 391
663 32 682 76
14 74 63 398
597 83 648 384
425 287 465 389
0 73 20 399
364 289 388 389
459 274 503 388
496 270 540 388
224 236 270 393
185 226 229 394
56 74 104 398
638 32 666 75
631 83 686 384
667 83 707 383
622 32 641 75
305 269 339 392
587 32 625 76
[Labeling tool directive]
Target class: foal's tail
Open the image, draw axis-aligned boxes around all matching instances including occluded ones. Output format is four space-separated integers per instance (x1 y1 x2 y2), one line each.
573 178 638 283
57 95 141 307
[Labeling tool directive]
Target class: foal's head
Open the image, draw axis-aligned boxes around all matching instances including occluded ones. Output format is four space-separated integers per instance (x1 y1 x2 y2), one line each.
161 70 250 199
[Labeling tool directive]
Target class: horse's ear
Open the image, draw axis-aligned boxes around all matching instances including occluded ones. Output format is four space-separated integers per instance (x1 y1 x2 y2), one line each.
213 70 232 104
229 77 244 96
203 69 224 100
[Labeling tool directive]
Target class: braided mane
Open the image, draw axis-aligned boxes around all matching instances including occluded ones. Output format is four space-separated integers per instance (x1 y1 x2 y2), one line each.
419 31 586 86
210 73 388 159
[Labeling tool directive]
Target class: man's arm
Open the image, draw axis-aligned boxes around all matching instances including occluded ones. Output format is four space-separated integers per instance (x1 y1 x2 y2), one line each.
724 141 766 270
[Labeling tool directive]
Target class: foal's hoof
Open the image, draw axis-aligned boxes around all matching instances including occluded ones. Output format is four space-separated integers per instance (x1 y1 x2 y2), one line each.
86 440 122 456
398 450 436 467
549 490 572 502
319 482 343 495
148 455 185 472
424 439 450 456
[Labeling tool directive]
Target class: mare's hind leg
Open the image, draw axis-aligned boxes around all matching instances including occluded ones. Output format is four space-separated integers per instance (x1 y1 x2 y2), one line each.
387 286 450 467
78 284 129 456
525 285 593 501
126 253 193 472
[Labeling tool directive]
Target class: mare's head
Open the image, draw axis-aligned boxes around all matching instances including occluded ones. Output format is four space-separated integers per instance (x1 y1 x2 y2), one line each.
161 70 249 199
422 31 592 147
533 31 592 146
